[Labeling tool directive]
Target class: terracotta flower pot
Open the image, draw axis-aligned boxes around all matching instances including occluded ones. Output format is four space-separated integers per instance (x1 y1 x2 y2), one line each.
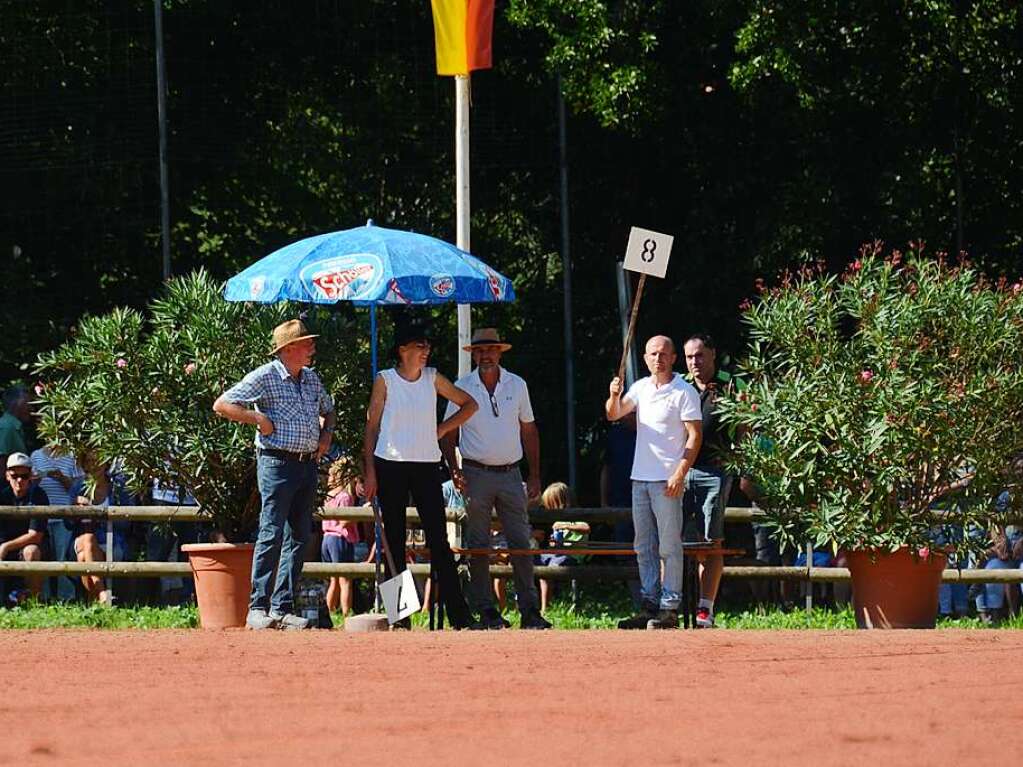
846 547 947 629
181 543 255 630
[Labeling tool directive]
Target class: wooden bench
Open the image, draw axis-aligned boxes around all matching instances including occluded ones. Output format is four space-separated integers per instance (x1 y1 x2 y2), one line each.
452 541 746 629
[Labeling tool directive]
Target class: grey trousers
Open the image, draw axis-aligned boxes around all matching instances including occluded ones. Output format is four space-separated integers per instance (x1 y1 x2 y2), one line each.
463 465 539 612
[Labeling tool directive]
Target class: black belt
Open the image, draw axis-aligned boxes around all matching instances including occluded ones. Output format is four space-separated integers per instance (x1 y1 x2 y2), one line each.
462 458 519 473
258 447 317 463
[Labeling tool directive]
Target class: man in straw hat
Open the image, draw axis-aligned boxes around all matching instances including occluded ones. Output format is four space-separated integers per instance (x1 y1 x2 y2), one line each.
441 328 552 630
214 319 335 630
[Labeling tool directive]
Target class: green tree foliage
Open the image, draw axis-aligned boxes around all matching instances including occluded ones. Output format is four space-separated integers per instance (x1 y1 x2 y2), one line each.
506 0 667 131
719 244 1023 555
33 271 368 540
730 1 1023 269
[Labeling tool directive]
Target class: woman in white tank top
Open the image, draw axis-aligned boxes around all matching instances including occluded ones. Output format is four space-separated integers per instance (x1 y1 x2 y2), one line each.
362 321 478 629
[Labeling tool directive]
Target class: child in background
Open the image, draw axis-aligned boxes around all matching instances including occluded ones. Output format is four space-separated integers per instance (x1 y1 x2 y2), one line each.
537 482 590 613
322 459 365 615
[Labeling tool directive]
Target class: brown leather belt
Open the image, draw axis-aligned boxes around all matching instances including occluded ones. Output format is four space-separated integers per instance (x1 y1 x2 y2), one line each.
462 458 519 473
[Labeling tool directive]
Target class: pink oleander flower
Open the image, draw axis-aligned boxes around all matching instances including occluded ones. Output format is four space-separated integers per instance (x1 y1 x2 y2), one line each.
184 362 197 375
116 358 127 368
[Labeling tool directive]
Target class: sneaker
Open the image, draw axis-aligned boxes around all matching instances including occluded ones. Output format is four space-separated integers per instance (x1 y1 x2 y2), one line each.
470 607 509 630
390 617 412 631
646 609 679 630
246 608 280 630
270 612 311 630
617 603 658 630
695 607 715 628
520 607 553 630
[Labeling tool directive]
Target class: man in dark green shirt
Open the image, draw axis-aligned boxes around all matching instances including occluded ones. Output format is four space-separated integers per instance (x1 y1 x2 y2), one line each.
683 334 744 628
0 386 30 470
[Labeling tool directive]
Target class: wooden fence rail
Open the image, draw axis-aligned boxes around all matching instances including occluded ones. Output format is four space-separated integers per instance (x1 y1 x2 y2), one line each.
1 561 1022 584
1 506 1021 584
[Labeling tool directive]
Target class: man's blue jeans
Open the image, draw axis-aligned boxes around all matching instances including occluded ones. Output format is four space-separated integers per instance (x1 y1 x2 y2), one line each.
632 480 683 610
975 557 1020 611
250 454 317 614
46 519 77 601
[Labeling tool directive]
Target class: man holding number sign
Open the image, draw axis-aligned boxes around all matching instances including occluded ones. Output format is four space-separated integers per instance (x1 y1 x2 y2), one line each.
606 335 702 630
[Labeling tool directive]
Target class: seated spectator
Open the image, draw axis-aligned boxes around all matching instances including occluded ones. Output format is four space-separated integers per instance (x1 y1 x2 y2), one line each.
30 445 83 601
973 473 1023 623
0 453 48 600
72 454 132 604
322 459 367 616
147 475 199 605
537 482 589 613
973 522 1020 623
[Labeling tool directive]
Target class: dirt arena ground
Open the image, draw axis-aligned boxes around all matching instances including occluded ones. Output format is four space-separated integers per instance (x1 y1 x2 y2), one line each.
2 629 1020 766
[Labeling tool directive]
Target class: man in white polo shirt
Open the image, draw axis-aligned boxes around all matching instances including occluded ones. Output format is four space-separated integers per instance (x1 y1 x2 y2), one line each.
607 335 702 629
441 328 551 630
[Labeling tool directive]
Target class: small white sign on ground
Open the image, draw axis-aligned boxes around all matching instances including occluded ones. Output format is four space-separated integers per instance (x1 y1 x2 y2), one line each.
623 227 674 278
379 569 422 624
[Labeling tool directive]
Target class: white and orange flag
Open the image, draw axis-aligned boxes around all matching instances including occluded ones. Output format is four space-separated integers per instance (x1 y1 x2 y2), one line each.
430 0 495 76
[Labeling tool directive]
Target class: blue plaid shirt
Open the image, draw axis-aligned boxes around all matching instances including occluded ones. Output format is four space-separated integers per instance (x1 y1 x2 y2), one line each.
222 359 334 453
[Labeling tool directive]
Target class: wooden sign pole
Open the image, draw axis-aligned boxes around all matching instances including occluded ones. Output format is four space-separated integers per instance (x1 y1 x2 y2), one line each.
617 273 647 382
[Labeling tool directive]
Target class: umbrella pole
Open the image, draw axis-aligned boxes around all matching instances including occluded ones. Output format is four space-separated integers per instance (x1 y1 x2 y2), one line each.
370 304 381 610
370 304 378 378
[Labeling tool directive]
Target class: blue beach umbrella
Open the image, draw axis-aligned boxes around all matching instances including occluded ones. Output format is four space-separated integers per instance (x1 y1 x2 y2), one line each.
224 220 515 306
224 220 516 373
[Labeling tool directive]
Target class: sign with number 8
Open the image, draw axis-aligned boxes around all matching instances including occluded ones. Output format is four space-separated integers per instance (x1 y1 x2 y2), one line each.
623 226 674 278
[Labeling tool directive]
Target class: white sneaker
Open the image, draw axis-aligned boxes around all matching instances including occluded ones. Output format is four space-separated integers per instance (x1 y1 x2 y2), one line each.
246 608 280 630
270 612 311 630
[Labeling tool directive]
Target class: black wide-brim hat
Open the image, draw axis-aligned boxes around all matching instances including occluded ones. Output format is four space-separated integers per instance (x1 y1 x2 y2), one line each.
392 320 432 356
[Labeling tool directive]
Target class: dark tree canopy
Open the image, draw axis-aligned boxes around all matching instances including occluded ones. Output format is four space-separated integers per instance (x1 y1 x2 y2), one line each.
3 0 1022 501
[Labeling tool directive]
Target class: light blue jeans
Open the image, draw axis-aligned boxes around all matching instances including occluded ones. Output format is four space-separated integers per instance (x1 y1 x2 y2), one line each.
250 453 317 614
975 558 1020 611
632 480 684 611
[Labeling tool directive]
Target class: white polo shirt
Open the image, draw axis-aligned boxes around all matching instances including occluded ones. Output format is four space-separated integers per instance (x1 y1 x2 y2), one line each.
623 373 702 482
446 366 535 466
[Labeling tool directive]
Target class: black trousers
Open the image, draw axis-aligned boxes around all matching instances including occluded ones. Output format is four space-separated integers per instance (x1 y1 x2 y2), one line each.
374 457 470 625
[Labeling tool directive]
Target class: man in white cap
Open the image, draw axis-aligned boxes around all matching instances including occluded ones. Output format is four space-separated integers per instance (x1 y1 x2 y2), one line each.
0 453 48 599
214 319 335 630
441 328 551 630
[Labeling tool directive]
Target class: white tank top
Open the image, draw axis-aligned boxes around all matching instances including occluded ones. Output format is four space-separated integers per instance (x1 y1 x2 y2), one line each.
374 367 441 462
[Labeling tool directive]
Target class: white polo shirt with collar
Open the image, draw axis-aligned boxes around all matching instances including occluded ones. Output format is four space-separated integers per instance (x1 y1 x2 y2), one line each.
446 366 535 466
623 373 702 481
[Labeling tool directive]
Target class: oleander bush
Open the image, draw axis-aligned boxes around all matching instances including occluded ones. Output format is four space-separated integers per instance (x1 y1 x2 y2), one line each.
720 243 1023 557
33 270 369 540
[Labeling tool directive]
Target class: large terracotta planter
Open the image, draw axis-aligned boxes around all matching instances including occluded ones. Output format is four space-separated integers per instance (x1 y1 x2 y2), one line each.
846 547 947 629
181 543 255 630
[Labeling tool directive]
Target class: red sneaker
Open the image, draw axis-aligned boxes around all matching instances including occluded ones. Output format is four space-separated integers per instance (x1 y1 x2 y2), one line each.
695 607 715 628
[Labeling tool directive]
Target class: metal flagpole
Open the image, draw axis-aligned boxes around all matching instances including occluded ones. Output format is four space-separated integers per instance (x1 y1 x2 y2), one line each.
455 74 472 377
153 0 171 280
557 75 577 490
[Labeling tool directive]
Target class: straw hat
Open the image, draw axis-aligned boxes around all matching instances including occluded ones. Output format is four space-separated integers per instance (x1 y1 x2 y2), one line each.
270 319 318 355
463 328 512 352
